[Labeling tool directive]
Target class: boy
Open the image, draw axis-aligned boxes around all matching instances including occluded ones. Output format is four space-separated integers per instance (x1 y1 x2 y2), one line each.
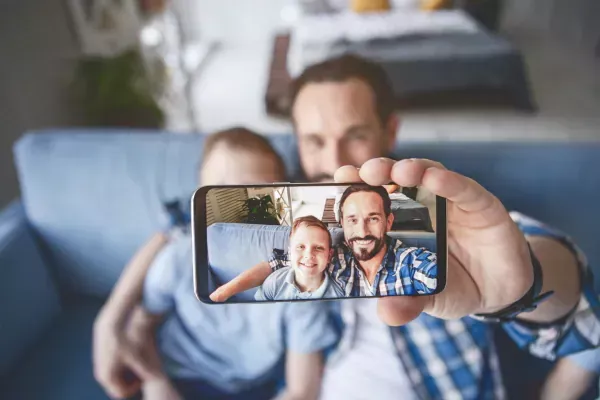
255 216 345 301
94 127 337 400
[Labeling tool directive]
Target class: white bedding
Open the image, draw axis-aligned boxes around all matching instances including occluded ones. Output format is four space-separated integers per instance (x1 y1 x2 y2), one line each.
293 9 479 46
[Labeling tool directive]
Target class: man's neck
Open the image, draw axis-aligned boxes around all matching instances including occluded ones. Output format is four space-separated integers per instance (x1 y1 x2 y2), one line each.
294 272 325 292
357 244 388 285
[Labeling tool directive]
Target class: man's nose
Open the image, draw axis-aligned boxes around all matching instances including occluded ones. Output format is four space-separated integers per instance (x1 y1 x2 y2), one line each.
322 142 349 178
355 219 368 238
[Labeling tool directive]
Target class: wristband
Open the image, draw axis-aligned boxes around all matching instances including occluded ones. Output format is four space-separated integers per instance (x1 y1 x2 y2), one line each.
473 243 554 323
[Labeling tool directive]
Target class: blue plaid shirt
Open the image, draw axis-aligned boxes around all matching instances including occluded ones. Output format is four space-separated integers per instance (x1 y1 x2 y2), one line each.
273 212 600 399
269 237 438 297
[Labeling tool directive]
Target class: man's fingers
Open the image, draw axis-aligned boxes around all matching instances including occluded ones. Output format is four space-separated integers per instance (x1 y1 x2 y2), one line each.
357 158 396 186
391 159 496 213
100 370 140 400
122 348 161 381
389 159 446 188
421 168 496 213
377 296 430 326
334 165 362 183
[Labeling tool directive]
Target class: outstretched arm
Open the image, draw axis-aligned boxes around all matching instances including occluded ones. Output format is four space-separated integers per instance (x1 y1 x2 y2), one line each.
210 261 272 302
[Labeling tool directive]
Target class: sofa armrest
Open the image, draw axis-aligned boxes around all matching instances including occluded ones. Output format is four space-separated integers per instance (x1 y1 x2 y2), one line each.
0 200 61 376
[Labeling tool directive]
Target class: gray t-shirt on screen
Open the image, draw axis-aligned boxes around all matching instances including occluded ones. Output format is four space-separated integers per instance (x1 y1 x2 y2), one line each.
255 266 345 301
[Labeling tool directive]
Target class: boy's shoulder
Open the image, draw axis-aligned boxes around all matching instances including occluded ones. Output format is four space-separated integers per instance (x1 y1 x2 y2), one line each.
256 266 293 300
264 266 294 287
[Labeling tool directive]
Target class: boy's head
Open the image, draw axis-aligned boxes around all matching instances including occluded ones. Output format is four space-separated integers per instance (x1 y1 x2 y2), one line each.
289 216 333 280
200 127 286 185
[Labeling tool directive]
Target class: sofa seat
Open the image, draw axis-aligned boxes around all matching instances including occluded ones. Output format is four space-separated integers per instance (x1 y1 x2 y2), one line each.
1 297 108 400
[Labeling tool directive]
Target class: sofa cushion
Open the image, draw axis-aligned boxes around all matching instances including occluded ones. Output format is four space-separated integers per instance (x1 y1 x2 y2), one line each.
207 223 436 301
0 297 108 400
13 130 299 297
0 201 61 376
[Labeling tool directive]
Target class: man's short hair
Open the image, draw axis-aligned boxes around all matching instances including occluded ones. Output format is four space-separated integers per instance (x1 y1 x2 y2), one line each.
338 184 392 220
201 126 286 172
289 54 395 125
291 215 332 248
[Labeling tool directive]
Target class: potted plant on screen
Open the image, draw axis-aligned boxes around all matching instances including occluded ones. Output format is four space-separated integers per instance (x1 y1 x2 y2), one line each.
241 195 281 225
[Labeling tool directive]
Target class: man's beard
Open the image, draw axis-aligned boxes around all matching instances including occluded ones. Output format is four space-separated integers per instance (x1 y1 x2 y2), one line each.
347 235 385 261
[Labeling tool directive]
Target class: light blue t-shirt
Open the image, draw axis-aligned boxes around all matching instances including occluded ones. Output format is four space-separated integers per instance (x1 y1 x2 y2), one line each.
255 266 345 301
142 235 339 394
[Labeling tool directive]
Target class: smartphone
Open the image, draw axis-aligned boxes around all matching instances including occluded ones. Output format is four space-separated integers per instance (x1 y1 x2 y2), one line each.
192 182 446 303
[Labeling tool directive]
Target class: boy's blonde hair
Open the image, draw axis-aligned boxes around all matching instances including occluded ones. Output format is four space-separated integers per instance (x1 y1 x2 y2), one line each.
201 127 286 173
291 216 332 248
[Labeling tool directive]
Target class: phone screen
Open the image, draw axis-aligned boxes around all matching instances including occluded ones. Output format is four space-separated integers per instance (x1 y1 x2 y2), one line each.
192 183 446 303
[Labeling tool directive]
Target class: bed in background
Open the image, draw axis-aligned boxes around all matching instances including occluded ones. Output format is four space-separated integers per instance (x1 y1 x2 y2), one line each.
266 5 536 116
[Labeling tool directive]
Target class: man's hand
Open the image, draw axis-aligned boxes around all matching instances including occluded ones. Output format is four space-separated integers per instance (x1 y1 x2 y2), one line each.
93 311 163 399
335 158 539 326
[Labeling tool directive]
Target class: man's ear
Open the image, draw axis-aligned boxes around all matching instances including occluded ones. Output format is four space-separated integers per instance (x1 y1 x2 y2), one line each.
387 213 395 231
385 114 400 152
329 248 334 260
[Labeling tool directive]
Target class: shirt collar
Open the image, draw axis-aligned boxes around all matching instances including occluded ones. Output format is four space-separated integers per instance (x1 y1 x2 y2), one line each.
284 267 331 298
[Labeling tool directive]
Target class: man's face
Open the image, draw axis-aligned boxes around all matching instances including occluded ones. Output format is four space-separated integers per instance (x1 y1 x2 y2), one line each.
290 225 332 280
341 191 394 261
292 79 398 182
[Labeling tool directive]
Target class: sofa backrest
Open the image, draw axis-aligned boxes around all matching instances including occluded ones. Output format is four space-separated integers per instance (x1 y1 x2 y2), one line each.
13 131 600 297
207 223 436 301
13 130 298 297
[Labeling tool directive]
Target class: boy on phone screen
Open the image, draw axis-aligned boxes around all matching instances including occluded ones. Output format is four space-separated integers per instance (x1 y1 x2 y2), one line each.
255 216 345 301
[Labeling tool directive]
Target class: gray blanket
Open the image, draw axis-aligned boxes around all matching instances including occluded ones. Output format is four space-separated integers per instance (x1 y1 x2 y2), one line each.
288 31 536 111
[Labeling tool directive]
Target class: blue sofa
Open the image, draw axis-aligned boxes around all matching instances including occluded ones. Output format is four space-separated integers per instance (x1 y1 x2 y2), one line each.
1 129 598 399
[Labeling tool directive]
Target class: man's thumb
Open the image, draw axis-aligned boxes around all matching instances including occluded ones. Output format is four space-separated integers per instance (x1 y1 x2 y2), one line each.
377 296 429 326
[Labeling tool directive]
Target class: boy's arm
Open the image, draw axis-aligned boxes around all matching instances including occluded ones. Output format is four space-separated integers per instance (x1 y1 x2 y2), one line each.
210 261 273 302
93 232 169 399
273 351 324 400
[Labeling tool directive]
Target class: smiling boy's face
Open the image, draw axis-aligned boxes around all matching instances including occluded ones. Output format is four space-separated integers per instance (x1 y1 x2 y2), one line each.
290 224 332 280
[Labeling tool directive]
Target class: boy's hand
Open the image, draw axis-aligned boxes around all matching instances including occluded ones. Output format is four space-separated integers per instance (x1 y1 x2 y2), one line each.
210 284 233 302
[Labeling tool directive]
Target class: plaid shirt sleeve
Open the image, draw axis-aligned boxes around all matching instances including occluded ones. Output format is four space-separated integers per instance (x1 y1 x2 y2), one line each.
400 247 438 294
499 212 600 360
268 248 290 272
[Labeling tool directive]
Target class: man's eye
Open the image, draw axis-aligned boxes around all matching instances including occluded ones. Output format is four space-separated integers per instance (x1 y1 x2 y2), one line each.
347 132 368 142
370 217 379 222
305 137 324 148
297 245 305 250
348 218 357 224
